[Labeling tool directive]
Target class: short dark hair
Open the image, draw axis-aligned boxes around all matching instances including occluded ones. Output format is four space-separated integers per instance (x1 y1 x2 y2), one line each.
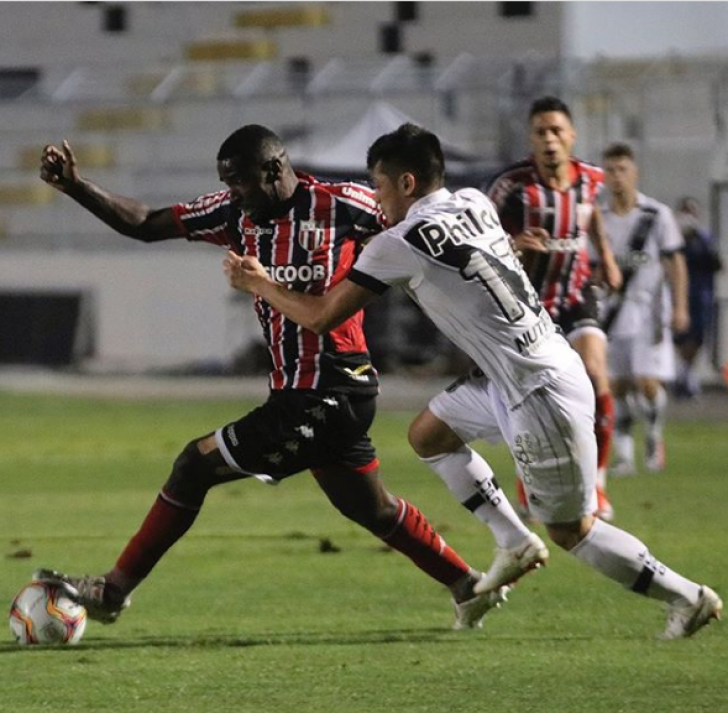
529 95 572 121
366 123 445 189
217 125 285 166
602 142 635 162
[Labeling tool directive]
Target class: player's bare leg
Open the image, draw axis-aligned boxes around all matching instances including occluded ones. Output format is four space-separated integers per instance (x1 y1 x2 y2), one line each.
35 433 499 628
311 464 478 592
311 463 506 629
35 434 237 622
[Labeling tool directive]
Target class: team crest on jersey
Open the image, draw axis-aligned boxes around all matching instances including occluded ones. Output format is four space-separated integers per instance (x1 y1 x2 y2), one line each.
298 220 326 251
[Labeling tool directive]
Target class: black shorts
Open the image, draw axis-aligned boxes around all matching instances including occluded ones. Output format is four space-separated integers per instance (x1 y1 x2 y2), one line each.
553 283 603 337
215 390 378 481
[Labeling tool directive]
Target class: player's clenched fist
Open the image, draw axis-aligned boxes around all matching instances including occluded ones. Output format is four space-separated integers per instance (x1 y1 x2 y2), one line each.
40 139 79 192
223 251 270 294
512 227 550 254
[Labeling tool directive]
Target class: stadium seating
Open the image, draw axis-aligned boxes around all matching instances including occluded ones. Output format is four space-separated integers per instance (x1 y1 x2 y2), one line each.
0 182 56 206
76 106 169 132
18 143 115 171
185 38 278 62
234 4 330 30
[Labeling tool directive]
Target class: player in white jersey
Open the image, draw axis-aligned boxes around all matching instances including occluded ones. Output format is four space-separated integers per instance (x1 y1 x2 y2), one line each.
224 124 721 638
600 143 689 473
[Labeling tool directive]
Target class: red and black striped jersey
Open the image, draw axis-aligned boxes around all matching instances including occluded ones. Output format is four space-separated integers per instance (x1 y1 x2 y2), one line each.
486 157 604 320
171 172 383 394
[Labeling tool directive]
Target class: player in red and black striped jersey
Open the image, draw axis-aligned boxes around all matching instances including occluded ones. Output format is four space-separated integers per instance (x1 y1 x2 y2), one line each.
487 155 604 320
36 125 501 630
485 97 622 521
172 171 381 394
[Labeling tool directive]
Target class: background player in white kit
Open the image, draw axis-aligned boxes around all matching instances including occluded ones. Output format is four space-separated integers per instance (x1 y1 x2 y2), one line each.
224 123 721 638
600 143 689 473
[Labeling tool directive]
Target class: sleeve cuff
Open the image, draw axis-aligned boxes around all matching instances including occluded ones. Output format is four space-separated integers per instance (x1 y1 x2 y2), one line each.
348 268 390 295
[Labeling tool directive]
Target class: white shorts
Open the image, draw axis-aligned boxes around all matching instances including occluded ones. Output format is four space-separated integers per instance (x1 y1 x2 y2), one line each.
429 368 597 524
608 331 675 381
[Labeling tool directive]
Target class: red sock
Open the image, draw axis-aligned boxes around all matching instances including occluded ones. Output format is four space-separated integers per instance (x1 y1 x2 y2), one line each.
515 476 528 510
114 492 199 581
382 499 470 586
595 392 615 475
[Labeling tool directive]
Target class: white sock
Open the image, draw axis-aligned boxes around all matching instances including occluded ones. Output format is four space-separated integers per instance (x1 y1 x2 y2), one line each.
422 446 530 549
613 394 635 464
571 519 700 605
596 467 607 490
637 386 668 442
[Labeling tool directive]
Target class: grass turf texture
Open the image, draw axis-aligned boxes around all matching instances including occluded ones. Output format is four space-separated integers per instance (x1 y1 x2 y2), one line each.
0 391 725 713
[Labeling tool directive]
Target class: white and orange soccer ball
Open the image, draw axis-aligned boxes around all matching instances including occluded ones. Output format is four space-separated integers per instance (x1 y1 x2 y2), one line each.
9 581 87 646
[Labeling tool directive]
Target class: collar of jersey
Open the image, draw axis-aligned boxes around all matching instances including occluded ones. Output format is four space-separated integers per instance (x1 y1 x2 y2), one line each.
529 155 580 189
246 179 310 225
405 188 452 220
602 190 650 215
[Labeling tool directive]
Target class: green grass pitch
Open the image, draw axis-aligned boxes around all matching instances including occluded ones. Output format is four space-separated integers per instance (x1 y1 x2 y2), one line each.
0 390 725 712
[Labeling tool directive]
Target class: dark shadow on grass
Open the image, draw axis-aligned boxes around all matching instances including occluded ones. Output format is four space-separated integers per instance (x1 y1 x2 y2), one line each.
0 628 615 654
0 628 452 653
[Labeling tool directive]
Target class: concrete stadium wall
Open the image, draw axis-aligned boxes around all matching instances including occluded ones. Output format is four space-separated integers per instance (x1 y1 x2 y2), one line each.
0 247 259 369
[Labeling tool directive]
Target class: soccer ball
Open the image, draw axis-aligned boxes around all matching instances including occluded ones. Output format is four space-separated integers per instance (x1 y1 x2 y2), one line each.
9 581 87 646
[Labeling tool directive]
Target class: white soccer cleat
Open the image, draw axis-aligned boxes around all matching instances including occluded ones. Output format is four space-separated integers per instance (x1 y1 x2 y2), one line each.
33 568 131 625
452 584 510 631
473 532 549 594
612 431 636 477
661 586 723 640
611 459 637 477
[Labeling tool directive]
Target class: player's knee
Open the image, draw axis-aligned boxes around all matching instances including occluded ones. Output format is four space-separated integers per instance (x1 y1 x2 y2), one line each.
407 416 430 456
636 378 661 400
545 517 594 551
163 438 221 508
408 410 461 458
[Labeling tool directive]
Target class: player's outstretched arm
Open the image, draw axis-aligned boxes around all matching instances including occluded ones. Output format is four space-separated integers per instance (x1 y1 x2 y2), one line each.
223 252 377 334
40 140 181 242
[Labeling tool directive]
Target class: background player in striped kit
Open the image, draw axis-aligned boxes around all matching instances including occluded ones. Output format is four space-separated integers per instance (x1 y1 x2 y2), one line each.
33 125 506 631
225 122 721 639
415 96 621 521
600 142 689 473
488 96 621 519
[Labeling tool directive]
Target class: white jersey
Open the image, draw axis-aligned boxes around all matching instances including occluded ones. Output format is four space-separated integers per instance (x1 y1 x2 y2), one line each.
349 187 581 409
600 192 683 337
